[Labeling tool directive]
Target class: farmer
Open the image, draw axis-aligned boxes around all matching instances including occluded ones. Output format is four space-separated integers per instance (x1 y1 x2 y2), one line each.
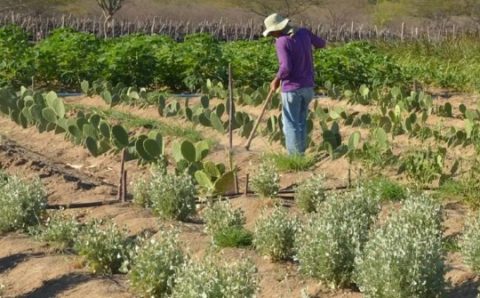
263 13 326 155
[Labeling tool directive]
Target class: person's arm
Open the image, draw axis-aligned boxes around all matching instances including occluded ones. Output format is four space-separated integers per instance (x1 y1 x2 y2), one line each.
270 37 291 92
275 37 292 81
309 30 326 49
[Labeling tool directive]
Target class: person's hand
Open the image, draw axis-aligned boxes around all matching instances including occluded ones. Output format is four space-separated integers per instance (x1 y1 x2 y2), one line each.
270 78 280 93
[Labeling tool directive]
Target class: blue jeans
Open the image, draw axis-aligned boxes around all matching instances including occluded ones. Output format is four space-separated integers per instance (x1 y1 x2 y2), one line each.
281 87 314 155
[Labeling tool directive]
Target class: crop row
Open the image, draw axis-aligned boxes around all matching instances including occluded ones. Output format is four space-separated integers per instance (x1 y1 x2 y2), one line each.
0 86 238 196
3 166 480 297
0 25 409 92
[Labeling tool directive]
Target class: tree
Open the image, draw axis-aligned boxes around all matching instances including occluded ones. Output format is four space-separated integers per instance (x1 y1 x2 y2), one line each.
97 0 125 38
230 0 323 17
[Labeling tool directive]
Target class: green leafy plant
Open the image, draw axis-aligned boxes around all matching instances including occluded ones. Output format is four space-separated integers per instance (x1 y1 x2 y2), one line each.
99 35 168 87
171 139 210 175
0 25 34 87
294 175 326 213
263 153 317 172
194 161 235 197
171 256 258 298
213 227 253 248
35 28 100 88
355 194 444 297
177 34 227 91
0 173 47 233
358 127 396 171
74 220 132 274
254 207 298 261
400 147 446 186
250 161 280 198
438 159 480 207
361 176 407 202
129 231 186 298
295 188 380 288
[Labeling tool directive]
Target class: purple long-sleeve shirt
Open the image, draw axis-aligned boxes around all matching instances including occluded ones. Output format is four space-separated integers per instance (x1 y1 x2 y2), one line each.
275 28 326 92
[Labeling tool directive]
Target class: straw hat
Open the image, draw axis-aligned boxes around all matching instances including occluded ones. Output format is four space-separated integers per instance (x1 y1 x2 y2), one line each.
263 13 290 37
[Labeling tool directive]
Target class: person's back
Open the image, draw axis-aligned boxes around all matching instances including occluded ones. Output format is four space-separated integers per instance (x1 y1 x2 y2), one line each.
275 28 326 92
263 13 326 155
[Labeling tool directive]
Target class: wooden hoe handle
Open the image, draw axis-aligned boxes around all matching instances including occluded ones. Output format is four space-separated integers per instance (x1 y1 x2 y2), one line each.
244 89 275 151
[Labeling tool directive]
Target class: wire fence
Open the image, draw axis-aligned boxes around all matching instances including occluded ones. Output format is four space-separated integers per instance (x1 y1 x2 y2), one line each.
1 12 480 42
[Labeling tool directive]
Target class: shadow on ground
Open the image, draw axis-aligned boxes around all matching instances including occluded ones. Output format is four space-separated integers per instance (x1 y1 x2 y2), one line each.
0 252 45 274
447 279 479 298
18 273 91 298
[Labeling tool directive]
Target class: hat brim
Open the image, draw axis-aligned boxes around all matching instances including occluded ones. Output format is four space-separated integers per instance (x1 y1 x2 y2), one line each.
263 18 290 37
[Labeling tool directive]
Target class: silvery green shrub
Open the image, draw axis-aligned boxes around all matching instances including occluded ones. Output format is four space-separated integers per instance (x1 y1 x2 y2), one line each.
295 188 380 287
74 221 132 274
132 176 150 208
355 194 445 297
171 256 258 298
34 212 81 250
294 174 326 213
134 165 196 221
203 200 246 236
0 173 47 233
254 207 298 261
202 200 252 247
129 231 186 298
461 212 480 274
250 161 280 198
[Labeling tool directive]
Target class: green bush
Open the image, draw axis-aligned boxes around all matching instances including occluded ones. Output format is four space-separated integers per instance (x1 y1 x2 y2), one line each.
74 221 132 274
177 34 227 91
0 173 47 233
438 175 480 208
355 194 445 297
129 231 186 297
400 147 446 186
0 25 34 87
294 175 326 213
213 226 253 248
361 176 407 202
254 207 298 261
315 42 409 90
171 256 257 298
264 153 317 172
35 28 100 88
461 212 480 274
250 161 280 198
295 188 380 287
99 34 170 87
222 39 277 89
134 166 196 221
33 212 80 250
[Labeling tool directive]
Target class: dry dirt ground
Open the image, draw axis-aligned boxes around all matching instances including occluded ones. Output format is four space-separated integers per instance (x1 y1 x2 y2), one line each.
0 94 479 297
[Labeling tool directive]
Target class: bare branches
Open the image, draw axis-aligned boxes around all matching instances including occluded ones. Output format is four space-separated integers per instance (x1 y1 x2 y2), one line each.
96 0 125 20
96 0 126 38
230 0 323 17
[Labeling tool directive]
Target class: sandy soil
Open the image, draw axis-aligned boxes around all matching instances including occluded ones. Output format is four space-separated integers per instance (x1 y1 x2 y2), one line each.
0 93 479 297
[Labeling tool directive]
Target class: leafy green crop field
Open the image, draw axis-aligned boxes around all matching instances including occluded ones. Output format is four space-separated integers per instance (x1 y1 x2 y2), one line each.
1 23 480 297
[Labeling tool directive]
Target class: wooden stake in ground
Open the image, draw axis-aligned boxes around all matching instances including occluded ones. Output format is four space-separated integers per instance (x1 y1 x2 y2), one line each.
244 89 275 151
117 148 126 201
228 63 239 193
